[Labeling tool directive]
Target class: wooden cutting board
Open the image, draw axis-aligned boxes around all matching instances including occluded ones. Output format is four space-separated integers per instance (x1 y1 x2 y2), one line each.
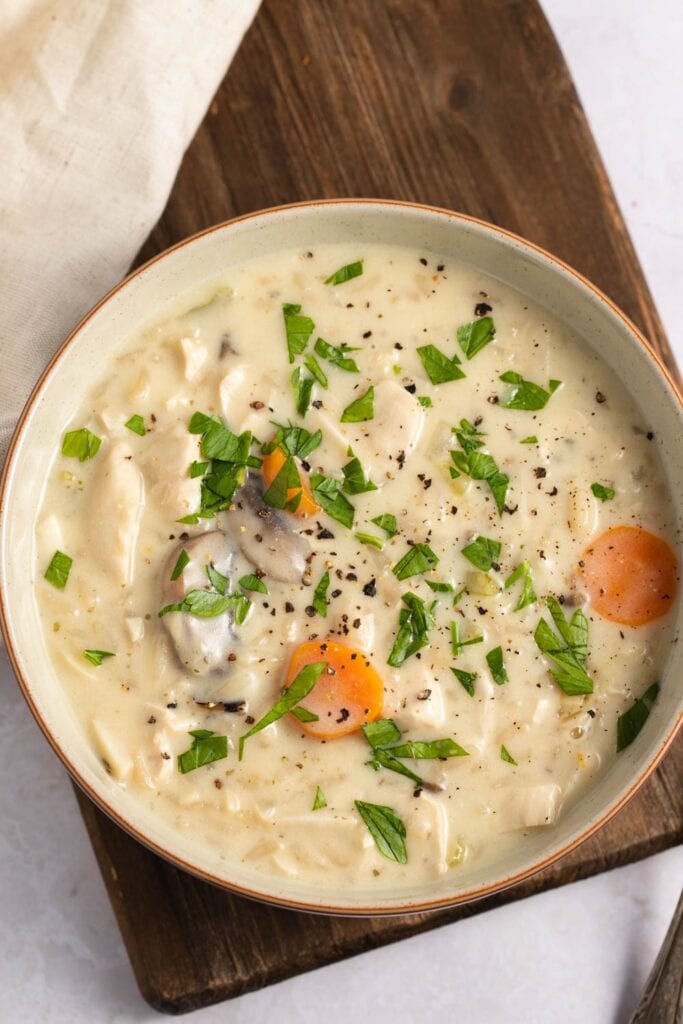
74 0 682 1013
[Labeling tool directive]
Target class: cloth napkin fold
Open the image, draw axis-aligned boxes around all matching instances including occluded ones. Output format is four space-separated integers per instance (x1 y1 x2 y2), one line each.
0 0 260 462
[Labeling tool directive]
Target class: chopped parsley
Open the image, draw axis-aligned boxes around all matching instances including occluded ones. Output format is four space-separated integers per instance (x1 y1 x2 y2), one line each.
83 649 115 667
355 532 384 549
238 573 268 594
450 419 509 515
387 593 436 667
392 543 439 581
304 354 329 389
263 422 322 460
520 435 538 445
425 579 455 593
206 563 229 595
189 460 209 478
61 427 101 462
500 745 518 765
499 372 562 411
389 737 468 759
456 316 496 360
181 412 254 523
342 448 377 494
159 589 240 620
239 661 327 759
324 259 364 285
616 682 660 752
124 414 146 436
310 473 355 528
504 560 537 610
461 535 501 572
313 337 360 373
486 646 508 684
451 666 477 696
450 619 483 657
591 482 615 502
291 366 315 417
354 800 407 864
416 344 466 384
371 513 397 538
417 395 433 408
263 454 304 513
312 786 328 810
44 550 73 590
170 549 190 581
312 571 330 616
534 597 593 695
362 718 468 789
283 302 314 363
340 386 374 423
177 729 228 775
291 706 320 723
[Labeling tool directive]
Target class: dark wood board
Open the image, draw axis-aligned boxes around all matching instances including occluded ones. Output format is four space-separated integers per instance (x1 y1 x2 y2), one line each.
75 0 682 1014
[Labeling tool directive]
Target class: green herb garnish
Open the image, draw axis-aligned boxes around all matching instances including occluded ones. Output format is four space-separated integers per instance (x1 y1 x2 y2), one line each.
324 260 364 285
291 706 320 723
355 532 384 549
500 745 517 765
390 738 468 759
177 729 228 775
124 414 146 436
392 543 439 581
354 800 407 864
362 718 402 749
310 473 355 528
534 597 593 695
591 482 615 502
189 460 209 478
263 454 303 512
83 649 115 667
262 422 322 460
371 513 397 538
450 419 509 515
486 646 508 684
170 549 190 582
61 428 101 462
304 354 329 388
425 579 454 593
283 302 314 363
183 412 254 521
159 589 234 618
450 619 483 657
616 682 659 752
520 435 538 445
239 662 327 759
456 316 496 360
206 563 228 595
461 536 501 572
312 571 330 616
313 337 360 373
504 560 537 610
312 786 328 810
417 396 433 408
416 344 466 385
387 593 436 667
340 386 374 423
499 372 562 411
342 448 377 494
451 666 477 696
238 573 268 594
44 550 73 590
291 366 315 417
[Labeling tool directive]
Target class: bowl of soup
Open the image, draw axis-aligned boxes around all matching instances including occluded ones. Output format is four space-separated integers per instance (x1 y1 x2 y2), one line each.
1 200 681 914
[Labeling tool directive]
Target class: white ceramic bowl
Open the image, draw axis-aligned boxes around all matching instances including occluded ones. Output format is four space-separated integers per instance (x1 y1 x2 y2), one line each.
1 200 681 915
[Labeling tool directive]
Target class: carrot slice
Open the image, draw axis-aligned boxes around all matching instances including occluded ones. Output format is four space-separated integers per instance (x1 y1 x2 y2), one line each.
261 446 319 517
284 639 384 739
579 526 678 626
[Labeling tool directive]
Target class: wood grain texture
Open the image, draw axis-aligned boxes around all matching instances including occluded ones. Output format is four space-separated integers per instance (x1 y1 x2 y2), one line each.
75 0 682 1013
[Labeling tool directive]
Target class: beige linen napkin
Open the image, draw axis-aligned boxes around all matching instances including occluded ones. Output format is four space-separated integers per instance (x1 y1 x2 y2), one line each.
0 0 260 461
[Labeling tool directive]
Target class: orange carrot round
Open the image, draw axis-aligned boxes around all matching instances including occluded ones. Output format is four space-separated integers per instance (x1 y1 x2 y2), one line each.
579 525 678 626
261 446 319 517
284 639 384 739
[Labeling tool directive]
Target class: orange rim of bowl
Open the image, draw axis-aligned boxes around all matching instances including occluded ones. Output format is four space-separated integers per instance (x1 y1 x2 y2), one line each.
1 198 682 917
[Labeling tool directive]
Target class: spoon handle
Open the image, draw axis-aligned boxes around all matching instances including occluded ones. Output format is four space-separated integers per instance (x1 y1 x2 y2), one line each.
629 889 683 1023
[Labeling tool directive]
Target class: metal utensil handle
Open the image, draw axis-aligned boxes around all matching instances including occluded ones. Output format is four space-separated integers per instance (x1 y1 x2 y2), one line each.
629 889 683 1023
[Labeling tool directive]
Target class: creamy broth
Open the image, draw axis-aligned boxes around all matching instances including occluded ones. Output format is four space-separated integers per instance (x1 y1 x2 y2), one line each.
34 245 679 891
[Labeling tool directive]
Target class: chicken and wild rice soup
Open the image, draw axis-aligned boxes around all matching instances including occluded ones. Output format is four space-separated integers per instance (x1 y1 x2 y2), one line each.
35 245 679 888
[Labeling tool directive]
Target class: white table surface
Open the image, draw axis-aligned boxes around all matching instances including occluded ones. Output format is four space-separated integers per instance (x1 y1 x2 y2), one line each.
1 2 681 1021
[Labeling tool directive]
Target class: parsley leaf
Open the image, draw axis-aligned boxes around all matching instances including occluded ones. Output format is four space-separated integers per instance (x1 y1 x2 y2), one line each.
451 666 477 696
183 413 254 521
61 428 101 462
189 460 209 478
362 719 402 749
450 619 483 657
264 422 322 460
124 414 146 436
177 729 228 774
534 597 594 695
313 337 360 373
461 536 501 572
354 800 407 863
44 550 72 589
188 412 220 434
283 302 314 363
324 260 364 285
392 543 439 581
389 738 468 759
340 386 374 423
238 573 268 594
500 744 518 765
504 560 537 610
416 344 466 384
616 682 660 752
355 532 384 549
417 395 433 408
520 435 538 445
304 354 329 388
312 571 330 616
206 563 229 595
342 448 377 494
457 316 496 360
387 593 436 667
291 366 315 417
239 662 327 759
263 454 303 511
312 786 327 810
83 649 115 667
291 706 320 723
499 372 562 411
591 482 615 502
450 419 509 515
159 589 237 619
486 646 508 684
310 473 355 528
170 549 190 581
371 513 397 538
425 579 454 593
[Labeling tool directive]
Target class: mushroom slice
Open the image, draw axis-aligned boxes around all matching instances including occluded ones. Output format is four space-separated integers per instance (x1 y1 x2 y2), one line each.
224 478 311 583
161 531 236 676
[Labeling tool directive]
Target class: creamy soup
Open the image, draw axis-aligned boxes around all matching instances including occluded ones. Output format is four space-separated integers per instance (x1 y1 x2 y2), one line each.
34 245 679 890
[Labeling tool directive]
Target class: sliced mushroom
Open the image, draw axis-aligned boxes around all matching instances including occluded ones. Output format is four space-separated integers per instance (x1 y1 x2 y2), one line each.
223 478 311 583
161 531 236 676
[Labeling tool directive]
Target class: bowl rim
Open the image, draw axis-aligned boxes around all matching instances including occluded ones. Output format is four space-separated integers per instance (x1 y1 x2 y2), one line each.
1 197 681 916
